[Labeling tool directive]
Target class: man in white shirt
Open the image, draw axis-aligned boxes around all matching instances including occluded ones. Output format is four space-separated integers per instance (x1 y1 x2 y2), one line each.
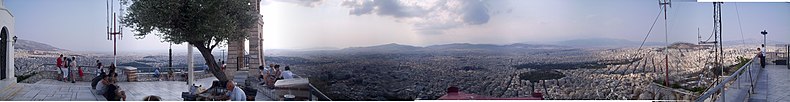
226 81 246 101
282 66 294 79
759 47 766 68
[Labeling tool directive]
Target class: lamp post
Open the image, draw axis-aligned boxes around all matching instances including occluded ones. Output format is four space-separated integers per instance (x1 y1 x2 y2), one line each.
761 30 767 50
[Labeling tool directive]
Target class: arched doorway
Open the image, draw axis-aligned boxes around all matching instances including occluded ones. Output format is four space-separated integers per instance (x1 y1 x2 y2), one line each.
1 27 7 80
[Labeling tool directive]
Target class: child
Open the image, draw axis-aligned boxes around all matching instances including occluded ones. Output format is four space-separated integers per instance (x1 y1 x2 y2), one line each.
78 66 84 79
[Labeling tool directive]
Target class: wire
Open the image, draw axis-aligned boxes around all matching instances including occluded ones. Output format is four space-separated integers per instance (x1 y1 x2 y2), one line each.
639 7 665 50
735 3 746 45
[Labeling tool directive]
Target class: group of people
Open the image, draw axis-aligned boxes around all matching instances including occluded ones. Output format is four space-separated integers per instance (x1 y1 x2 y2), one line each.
56 54 127 100
258 64 294 88
56 54 107 83
56 54 83 83
94 64 127 101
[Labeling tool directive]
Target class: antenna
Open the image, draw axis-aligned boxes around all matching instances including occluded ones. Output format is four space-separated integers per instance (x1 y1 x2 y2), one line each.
658 0 671 87
107 0 123 66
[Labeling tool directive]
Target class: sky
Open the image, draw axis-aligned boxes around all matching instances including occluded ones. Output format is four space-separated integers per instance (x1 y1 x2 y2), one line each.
5 0 790 51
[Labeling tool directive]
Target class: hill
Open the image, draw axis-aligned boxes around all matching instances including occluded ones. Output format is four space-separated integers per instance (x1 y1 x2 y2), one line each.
14 39 68 51
556 38 663 48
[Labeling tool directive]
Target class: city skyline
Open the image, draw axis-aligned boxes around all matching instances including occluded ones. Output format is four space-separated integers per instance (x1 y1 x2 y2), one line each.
5 0 790 52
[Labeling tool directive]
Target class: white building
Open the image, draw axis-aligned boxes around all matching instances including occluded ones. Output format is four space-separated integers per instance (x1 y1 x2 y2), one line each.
0 0 16 86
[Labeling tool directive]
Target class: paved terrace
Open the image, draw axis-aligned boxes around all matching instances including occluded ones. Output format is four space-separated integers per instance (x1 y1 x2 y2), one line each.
711 51 790 102
1 78 272 101
748 64 790 102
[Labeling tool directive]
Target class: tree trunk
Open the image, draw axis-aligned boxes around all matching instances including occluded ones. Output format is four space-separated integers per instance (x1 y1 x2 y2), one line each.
192 42 229 82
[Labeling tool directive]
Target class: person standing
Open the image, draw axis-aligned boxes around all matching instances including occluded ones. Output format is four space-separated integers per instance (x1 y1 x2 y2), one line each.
56 54 64 81
64 57 71 82
78 66 84 80
70 57 78 83
759 47 766 68
221 61 227 71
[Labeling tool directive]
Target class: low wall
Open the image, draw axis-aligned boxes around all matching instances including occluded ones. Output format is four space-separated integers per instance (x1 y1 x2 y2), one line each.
21 68 215 83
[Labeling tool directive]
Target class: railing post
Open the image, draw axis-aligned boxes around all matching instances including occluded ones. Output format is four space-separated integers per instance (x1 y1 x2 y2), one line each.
721 81 727 102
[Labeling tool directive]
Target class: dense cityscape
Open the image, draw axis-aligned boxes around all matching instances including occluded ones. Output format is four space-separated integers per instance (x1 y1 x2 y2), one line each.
264 43 757 100
11 39 765 101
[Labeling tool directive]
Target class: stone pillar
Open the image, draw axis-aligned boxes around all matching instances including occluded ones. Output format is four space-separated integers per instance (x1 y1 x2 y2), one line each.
246 0 264 80
0 2 16 85
187 44 194 85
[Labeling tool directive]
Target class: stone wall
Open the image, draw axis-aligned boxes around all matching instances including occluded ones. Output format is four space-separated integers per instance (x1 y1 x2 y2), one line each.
20 69 216 83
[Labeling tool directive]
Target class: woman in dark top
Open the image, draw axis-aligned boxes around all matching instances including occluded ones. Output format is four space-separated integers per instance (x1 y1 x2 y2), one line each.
103 73 126 101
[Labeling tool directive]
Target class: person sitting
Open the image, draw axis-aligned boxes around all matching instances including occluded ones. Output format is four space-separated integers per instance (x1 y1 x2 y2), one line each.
96 60 104 76
226 81 247 101
167 69 175 81
154 68 161 81
96 73 108 95
281 66 294 79
266 65 280 88
143 95 162 101
258 66 266 85
103 72 127 101
92 71 107 89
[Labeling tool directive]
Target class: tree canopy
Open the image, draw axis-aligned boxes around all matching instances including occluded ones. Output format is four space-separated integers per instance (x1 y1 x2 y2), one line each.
121 0 259 81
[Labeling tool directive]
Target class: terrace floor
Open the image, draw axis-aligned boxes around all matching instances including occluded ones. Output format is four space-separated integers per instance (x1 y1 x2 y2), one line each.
748 64 790 102
3 77 273 101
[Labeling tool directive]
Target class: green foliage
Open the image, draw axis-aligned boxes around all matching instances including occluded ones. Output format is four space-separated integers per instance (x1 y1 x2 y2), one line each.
670 83 682 89
16 72 37 83
122 0 260 81
121 0 258 49
688 87 708 93
729 56 751 75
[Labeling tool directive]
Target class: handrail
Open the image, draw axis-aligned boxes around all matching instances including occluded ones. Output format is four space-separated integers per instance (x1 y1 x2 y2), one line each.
309 83 332 101
694 54 757 102
291 74 331 101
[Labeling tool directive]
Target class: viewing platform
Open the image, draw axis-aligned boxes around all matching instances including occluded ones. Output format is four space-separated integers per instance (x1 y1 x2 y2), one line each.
696 48 790 102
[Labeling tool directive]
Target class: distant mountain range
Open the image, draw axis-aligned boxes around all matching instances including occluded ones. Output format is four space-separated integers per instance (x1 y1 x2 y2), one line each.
554 38 664 48
332 43 570 54
721 38 788 46
14 39 68 51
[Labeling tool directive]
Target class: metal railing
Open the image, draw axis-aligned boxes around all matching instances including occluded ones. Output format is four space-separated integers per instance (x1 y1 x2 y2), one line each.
291 74 332 101
309 83 332 101
694 55 758 102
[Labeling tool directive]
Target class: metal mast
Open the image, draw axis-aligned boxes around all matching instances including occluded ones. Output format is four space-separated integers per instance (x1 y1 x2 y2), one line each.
107 0 123 66
659 0 671 86
714 2 723 84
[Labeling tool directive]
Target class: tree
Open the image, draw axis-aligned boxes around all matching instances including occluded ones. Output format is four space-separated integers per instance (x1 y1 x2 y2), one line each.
121 0 258 82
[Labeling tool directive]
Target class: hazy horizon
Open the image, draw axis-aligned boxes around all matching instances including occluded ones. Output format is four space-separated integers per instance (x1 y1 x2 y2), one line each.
6 0 790 51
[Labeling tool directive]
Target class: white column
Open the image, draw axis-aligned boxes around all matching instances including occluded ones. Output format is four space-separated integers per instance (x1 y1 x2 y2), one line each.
187 44 194 85
6 30 14 82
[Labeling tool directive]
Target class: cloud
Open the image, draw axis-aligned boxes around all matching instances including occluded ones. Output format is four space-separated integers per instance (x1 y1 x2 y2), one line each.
341 0 493 35
270 0 326 7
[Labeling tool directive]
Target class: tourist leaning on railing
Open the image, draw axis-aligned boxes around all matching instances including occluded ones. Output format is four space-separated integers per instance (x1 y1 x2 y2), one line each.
56 54 64 81
758 47 765 68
